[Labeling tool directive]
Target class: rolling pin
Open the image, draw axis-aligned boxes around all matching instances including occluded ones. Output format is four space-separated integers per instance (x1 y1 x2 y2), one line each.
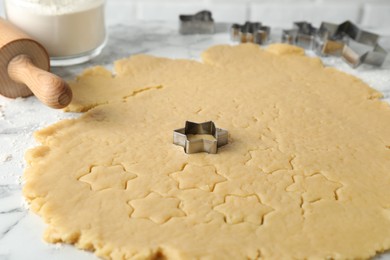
0 17 72 109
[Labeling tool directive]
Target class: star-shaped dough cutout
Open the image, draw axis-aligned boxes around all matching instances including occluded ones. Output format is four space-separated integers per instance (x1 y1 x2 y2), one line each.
129 192 186 224
214 195 273 225
246 149 293 174
170 164 226 191
79 164 137 191
286 173 342 202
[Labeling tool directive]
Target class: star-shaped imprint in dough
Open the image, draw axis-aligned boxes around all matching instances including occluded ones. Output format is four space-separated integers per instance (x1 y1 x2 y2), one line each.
79 164 137 191
129 192 186 224
214 195 273 225
286 173 342 202
170 164 226 191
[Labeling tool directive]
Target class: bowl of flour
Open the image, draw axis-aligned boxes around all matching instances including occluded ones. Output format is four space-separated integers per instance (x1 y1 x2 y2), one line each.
4 0 107 66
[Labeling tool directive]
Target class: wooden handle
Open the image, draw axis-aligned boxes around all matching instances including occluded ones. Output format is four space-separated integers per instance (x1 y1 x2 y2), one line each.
7 55 72 108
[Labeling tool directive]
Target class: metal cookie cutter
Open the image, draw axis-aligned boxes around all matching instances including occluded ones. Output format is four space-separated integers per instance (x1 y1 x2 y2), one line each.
179 10 215 35
282 20 388 68
231 22 270 45
173 121 228 154
317 21 387 68
282 21 319 49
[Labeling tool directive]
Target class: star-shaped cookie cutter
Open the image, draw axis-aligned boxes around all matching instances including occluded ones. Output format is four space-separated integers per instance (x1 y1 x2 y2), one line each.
282 20 387 67
179 10 215 35
231 22 270 45
173 121 228 154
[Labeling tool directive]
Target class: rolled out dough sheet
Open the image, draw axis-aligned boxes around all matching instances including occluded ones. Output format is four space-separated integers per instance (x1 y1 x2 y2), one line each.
24 44 390 259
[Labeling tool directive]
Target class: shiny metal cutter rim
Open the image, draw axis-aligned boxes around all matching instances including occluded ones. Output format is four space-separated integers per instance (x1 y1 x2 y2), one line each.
173 121 228 154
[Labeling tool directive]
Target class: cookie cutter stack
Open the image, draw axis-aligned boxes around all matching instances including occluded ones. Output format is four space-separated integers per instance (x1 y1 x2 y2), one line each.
282 21 388 68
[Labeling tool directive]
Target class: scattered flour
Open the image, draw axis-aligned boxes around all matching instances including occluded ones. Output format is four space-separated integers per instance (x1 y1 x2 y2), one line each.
5 0 103 15
2 154 13 162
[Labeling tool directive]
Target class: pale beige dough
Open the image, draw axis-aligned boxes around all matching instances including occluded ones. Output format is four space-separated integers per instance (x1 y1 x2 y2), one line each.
187 134 216 142
23 44 390 259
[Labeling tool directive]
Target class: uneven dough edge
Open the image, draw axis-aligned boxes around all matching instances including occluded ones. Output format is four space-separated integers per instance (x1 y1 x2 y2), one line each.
66 44 385 114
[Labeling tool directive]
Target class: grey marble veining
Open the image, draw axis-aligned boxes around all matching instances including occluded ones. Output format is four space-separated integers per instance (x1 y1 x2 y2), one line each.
0 20 390 260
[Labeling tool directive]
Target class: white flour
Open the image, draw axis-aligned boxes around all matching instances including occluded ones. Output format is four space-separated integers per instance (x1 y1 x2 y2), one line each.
6 0 103 15
4 0 106 57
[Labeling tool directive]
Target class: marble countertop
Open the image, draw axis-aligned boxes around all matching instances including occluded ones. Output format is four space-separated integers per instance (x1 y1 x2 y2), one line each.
0 20 390 260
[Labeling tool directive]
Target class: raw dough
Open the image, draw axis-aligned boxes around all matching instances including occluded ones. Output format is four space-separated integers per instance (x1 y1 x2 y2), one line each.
24 44 390 259
187 134 216 142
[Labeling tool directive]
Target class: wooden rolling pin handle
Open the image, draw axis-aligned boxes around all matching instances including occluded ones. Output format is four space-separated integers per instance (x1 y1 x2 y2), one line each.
7 54 72 109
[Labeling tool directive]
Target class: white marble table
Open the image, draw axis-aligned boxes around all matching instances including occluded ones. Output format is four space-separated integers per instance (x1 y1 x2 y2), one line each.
0 20 390 260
